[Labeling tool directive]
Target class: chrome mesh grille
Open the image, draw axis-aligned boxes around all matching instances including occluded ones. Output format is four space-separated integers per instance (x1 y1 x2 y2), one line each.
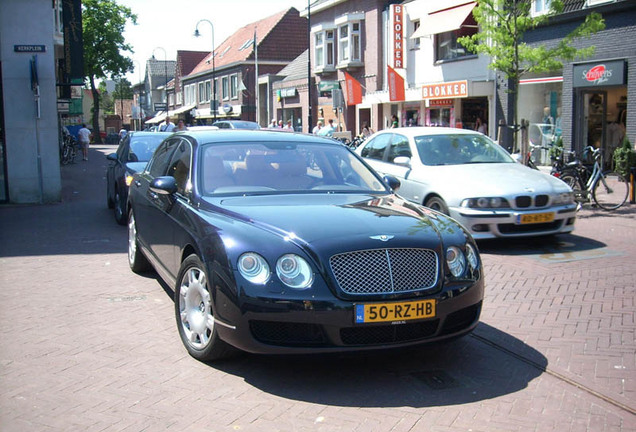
329 248 438 295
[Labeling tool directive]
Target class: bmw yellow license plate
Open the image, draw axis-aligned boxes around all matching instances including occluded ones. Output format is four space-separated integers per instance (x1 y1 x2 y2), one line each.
517 212 555 224
355 300 436 324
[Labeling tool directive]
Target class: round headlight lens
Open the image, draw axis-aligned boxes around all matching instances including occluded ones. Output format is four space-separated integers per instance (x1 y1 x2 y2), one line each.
238 252 270 284
276 254 313 289
466 243 479 271
477 197 489 208
446 246 466 278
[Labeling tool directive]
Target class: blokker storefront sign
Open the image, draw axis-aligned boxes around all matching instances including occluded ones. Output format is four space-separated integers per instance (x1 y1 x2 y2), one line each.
572 60 626 87
422 80 468 100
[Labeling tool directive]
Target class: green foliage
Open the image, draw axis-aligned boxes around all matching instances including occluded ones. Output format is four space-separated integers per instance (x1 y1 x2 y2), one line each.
82 0 137 81
113 78 134 100
549 136 563 161
613 136 636 178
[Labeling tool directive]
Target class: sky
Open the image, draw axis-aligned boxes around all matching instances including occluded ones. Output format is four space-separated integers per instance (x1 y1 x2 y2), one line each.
118 0 310 84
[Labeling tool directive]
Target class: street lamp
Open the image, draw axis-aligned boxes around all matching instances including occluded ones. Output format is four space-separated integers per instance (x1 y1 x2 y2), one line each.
152 46 168 114
194 19 216 122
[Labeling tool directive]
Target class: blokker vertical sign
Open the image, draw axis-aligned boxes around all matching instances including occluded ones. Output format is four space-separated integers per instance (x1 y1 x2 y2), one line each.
392 4 404 69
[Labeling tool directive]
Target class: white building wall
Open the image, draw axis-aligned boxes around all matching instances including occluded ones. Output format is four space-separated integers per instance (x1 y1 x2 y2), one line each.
1 0 61 203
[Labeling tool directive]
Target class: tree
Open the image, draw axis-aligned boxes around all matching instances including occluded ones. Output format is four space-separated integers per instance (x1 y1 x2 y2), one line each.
458 0 605 151
98 81 114 114
82 0 137 143
113 77 134 100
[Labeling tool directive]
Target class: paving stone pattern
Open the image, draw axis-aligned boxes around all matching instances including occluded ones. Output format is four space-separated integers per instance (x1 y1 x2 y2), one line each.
0 145 634 431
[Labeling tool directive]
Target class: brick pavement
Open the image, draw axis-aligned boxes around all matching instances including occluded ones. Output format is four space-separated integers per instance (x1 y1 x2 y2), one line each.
0 144 634 431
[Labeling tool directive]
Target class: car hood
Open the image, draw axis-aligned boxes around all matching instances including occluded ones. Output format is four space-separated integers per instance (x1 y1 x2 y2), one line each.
413 162 570 202
201 193 462 252
124 161 148 174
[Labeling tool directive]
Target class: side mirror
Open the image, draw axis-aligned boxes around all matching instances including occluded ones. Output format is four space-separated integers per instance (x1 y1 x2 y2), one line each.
384 175 401 192
393 156 411 167
106 153 118 162
150 176 178 195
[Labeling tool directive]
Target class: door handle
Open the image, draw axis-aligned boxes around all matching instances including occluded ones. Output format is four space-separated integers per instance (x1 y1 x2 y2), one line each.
134 180 141 187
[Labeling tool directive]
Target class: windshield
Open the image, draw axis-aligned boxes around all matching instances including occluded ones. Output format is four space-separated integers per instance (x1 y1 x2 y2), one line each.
199 142 388 196
129 135 167 162
414 134 514 166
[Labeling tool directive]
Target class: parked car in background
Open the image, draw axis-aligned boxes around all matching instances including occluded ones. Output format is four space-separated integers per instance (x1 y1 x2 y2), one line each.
106 131 172 224
127 130 484 361
211 120 260 130
356 127 577 240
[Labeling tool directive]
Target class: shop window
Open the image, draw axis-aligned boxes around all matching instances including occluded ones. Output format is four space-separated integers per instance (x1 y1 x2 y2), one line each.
230 75 238 99
532 0 551 15
198 82 206 103
314 28 335 73
222 77 229 100
434 18 478 62
337 21 362 67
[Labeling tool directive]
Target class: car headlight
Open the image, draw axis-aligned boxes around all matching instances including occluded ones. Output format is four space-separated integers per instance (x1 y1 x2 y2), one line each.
553 192 574 205
465 243 479 272
461 197 510 209
238 252 270 284
125 174 134 187
446 246 466 278
276 254 313 289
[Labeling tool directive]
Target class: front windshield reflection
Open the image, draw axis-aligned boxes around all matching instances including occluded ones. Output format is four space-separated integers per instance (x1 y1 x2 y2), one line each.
199 142 388 196
414 134 515 166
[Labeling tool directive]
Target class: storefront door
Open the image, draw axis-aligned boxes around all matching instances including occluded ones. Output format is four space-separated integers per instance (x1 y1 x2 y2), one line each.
576 91 607 164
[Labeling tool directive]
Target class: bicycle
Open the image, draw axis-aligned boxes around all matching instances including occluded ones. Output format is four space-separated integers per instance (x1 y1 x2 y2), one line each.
523 142 552 170
557 146 629 211
60 134 78 165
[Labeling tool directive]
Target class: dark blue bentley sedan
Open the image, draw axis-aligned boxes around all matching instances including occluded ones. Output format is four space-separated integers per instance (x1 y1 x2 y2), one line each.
127 129 484 361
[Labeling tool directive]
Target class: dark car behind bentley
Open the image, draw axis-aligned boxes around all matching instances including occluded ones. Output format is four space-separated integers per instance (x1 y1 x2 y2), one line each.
127 129 484 361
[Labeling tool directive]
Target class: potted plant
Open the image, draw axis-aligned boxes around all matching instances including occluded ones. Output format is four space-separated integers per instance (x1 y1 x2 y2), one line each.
613 136 636 178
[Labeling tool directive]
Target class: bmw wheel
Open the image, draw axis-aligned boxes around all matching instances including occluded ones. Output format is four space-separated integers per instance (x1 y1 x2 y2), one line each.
175 255 235 361
425 196 450 215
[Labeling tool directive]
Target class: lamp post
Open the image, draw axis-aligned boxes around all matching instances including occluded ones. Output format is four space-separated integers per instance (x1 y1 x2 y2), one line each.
132 59 143 130
194 19 216 122
307 0 313 133
152 47 168 115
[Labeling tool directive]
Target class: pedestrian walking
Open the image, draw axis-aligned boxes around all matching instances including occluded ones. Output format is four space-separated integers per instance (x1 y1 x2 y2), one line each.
77 124 92 161
312 120 323 134
160 116 175 132
175 119 187 131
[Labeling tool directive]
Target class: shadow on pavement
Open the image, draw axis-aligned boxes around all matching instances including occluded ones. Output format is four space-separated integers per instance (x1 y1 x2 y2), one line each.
210 322 546 408
477 232 607 257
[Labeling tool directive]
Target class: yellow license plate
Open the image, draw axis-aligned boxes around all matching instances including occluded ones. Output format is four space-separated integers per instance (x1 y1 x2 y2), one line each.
517 212 555 224
355 300 436 324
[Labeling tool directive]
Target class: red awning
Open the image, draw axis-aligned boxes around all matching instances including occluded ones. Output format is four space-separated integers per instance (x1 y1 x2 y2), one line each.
411 2 477 38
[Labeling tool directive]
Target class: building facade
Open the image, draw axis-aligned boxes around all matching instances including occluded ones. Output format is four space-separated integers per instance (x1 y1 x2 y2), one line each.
0 0 82 204
503 0 635 166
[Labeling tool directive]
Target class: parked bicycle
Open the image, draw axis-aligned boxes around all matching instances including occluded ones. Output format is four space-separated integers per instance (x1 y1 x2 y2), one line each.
555 146 629 211
523 142 552 170
60 133 78 165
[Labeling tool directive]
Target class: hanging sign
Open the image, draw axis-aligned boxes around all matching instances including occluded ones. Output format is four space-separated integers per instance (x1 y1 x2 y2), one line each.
392 4 404 68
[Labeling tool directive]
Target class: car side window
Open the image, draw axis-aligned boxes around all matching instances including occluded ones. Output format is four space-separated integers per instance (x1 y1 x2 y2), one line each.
387 134 412 163
116 136 129 162
360 134 391 160
166 139 192 195
147 139 179 178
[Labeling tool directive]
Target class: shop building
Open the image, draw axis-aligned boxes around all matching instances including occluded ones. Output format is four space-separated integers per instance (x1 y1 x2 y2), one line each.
398 0 495 136
179 8 307 127
500 0 635 164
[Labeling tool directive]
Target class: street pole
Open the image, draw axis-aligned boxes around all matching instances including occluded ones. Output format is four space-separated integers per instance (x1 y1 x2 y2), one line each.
307 0 312 133
195 20 216 122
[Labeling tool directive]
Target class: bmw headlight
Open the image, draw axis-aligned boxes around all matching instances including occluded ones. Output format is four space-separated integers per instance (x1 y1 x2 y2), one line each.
553 191 574 205
461 197 510 209
276 254 313 289
125 173 134 186
465 243 479 272
446 246 466 278
238 252 270 284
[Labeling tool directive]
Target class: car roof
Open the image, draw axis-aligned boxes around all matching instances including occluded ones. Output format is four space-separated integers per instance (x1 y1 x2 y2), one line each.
179 129 340 145
129 131 173 137
373 127 483 137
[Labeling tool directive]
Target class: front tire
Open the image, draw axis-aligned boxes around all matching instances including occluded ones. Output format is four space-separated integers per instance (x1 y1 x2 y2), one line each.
425 196 449 215
175 255 235 362
128 211 151 273
114 188 127 225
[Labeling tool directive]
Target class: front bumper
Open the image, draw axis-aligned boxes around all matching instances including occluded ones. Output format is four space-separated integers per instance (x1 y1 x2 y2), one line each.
213 277 485 355
451 205 577 240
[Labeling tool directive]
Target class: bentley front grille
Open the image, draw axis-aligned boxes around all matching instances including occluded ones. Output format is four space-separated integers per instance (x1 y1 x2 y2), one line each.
329 248 438 295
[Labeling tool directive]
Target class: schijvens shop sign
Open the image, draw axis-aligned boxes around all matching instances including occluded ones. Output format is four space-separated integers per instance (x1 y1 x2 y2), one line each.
573 60 626 87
